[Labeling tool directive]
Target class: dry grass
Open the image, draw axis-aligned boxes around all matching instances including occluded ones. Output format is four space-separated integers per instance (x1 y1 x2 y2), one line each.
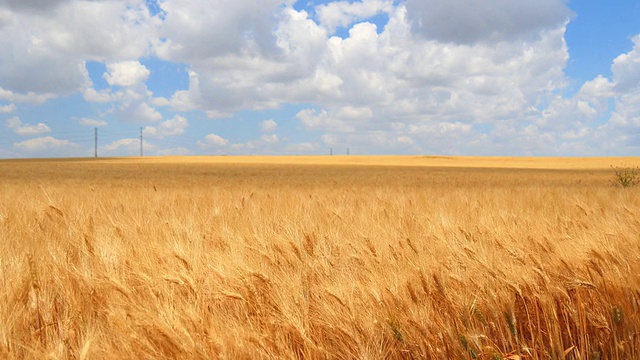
0 156 639 359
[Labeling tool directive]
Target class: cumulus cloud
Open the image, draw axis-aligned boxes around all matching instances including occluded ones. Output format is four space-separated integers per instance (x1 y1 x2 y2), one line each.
0 0 156 99
580 75 616 101
103 61 151 87
143 115 188 139
83 60 159 127
83 88 112 103
161 0 572 154
260 119 277 133
604 89 640 152
297 108 353 132
552 34 640 154
0 88 56 104
100 138 155 156
319 130 423 155
198 133 229 147
397 136 413 145
338 106 373 120
162 6 329 116
407 122 473 137
0 1 638 156
260 134 279 144
119 102 163 123
0 103 15 113
225 132 285 154
6 116 51 135
611 35 640 93
102 138 138 152
155 0 294 62
77 117 108 127
13 136 77 152
315 0 394 33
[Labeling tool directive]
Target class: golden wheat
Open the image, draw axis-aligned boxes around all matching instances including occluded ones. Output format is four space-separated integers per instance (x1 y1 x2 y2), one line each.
0 156 639 359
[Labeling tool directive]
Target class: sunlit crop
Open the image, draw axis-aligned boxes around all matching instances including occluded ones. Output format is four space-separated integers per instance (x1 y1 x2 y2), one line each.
1 156 639 359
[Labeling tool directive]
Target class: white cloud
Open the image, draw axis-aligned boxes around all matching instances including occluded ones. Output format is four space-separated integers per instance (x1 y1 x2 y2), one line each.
5 117 20 129
100 138 155 156
77 117 108 127
77 118 109 127
162 6 329 115
83 61 159 127
577 101 598 119
0 1 156 98
296 108 353 132
155 0 293 62
198 133 229 147
318 131 423 154
579 75 616 101
560 128 589 141
103 60 151 87
337 106 373 119
0 45 89 96
0 1 637 156
102 138 138 152
6 116 51 135
166 70 203 113
397 136 413 145
576 34 640 153
13 136 77 152
50 2 156 60
0 87 56 104
321 133 338 146
151 96 171 106
224 132 284 154
0 103 16 113
83 88 112 103
407 122 473 137
119 102 163 123
612 35 640 93
260 134 279 144
315 0 394 34
260 119 278 133
162 1 572 155
143 115 188 139
604 90 640 147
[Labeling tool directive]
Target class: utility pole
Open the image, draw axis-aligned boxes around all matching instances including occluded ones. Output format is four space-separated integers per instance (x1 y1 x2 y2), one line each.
330 148 333 156
347 148 350 156
140 127 143 157
94 128 98 158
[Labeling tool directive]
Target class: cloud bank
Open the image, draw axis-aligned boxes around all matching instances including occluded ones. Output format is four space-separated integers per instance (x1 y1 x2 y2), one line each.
0 0 638 156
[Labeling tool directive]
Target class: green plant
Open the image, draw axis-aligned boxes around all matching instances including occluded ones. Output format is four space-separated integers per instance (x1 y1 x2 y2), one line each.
611 165 640 188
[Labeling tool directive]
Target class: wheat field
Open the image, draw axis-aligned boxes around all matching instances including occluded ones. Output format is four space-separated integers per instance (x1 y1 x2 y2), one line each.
0 156 639 359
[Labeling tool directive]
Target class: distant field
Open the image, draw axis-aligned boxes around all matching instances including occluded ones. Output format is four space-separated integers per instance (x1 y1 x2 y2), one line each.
1 156 639 359
10 155 637 169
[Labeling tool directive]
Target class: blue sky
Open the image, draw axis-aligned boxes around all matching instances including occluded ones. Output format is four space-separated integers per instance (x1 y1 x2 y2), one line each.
0 0 639 158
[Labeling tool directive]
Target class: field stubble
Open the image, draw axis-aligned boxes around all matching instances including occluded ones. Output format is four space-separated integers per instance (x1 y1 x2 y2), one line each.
0 157 639 359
